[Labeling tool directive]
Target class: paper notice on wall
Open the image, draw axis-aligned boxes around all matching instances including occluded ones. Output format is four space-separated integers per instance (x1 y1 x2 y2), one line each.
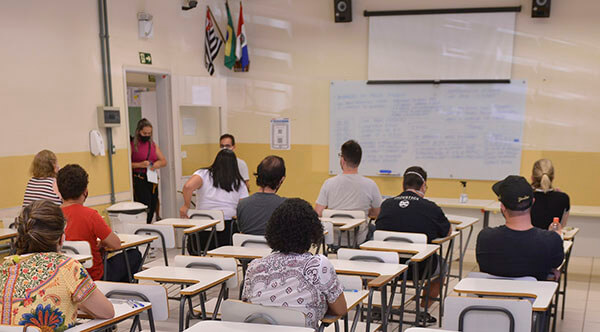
192 86 211 105
270 118 290 150
182 117 196 136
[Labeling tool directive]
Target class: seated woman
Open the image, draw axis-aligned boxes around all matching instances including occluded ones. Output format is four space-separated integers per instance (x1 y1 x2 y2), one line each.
242 198 347 330
0 200 114 330
180 149 249 252
530 159 570 230
23 149 62 207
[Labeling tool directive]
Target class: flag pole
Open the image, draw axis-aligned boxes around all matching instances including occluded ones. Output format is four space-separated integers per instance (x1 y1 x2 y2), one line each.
207 6 225 41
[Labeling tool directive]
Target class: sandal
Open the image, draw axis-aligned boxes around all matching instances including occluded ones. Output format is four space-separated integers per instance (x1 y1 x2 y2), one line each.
418 312 437 326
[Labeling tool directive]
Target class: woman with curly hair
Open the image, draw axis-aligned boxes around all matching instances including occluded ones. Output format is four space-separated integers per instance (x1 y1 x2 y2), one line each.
0 200 114 330
242 198 347 329
22 149 62 207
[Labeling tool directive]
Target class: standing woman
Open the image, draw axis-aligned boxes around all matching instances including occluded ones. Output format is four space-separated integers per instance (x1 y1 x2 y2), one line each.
180 149 249 250
530 159 570 230
23 149 62 207
131 118 167 223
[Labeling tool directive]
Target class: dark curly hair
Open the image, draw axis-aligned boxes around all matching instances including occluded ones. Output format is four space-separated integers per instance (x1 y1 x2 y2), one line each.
265 198 323 254
255 155 285 190
57 164 89 200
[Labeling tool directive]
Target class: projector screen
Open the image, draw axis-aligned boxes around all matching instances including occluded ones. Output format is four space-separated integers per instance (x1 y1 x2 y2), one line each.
368 12 517 81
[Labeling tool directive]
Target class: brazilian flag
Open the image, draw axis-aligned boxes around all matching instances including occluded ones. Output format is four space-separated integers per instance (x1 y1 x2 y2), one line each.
224 1 237 69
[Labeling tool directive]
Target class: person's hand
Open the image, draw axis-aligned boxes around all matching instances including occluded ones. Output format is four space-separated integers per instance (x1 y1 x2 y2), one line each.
179 205 189 219
550 268 560 281
554 187 562 192
142 161 151 167
150 165 157 171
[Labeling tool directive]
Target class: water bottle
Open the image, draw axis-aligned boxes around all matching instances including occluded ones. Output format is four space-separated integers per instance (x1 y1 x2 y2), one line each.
549 217 563 239
459 181 468 203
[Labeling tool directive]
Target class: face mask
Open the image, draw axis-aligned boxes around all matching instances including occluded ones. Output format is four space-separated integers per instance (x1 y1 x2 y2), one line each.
140 135 151 142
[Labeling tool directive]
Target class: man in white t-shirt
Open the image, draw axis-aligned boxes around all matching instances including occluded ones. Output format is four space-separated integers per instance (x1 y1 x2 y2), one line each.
315 140 382 245
220 133 250 189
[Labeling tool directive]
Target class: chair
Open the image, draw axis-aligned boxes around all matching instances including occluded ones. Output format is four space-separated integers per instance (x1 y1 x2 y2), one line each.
405 328 457 332
232 233 269 248
0 326 40 332
221 299 306 327
320 221 334 255
187 209 225 231
124 223 175 266
62 240 93 268
467 272 537 282
373 230 427 244
95 281 169 332
443 296 532 332
322 209 366 248
174 255 238 320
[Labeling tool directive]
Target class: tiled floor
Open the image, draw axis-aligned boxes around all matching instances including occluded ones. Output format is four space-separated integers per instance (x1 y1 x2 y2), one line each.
117 248 600 331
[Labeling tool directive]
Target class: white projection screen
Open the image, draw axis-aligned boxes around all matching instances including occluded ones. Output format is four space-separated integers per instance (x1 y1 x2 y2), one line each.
368 12 517 81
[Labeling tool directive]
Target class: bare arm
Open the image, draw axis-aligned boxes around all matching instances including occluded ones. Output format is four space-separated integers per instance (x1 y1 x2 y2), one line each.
368 207 380 219
314 203 326 217
150 145 167 170
131 160 150 169
327 292 347 316
180 175 203 218
561 211 569 228
78 288 115 319
100 232 121 250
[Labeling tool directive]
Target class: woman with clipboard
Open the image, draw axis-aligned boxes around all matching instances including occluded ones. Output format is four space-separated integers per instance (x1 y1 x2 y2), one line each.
131 118 167 223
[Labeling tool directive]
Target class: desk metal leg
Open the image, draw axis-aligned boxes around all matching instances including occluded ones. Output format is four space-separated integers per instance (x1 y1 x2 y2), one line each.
458 230 464 280
239 259 250 299
399 270 407 332
381 281 388 332
203 226 217 255
365 289 374 332
179 295 189 332
123 249 133 283
103 253 108 281
181 233 188 255
483 211 490 228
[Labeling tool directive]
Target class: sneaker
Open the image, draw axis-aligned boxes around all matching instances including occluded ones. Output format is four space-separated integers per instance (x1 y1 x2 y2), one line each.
418 312 437 326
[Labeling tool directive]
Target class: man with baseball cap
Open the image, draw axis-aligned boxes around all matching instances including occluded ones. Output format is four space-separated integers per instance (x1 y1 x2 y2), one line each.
476 175 564 280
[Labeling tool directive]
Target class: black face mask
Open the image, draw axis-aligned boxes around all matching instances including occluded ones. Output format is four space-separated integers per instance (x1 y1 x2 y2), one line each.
140 135 151 142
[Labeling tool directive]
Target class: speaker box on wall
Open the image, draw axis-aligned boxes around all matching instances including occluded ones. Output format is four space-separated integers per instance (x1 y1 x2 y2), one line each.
334 0 352 23
532 0 551 17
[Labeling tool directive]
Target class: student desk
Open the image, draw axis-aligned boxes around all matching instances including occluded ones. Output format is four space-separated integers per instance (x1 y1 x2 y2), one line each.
0 228 17 254
67 253 92 264
103 233 157 282
322 289 370 332
183 321 314 332
155 218 220 255
134 266 234 331
453 278 558 332
445 215 479 280
428 197 495 227
320 217 366 248
67 298 151 332
330 259 408 332
359 241 439 326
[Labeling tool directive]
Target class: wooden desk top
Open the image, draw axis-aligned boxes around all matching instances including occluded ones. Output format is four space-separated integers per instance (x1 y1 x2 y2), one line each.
360 241 439 262
453 278 558 311
135 266 234 292
431 230 460 244
321 290 369 324
329 259 408 279
66 254 92 263
111 234 157 251
563 227 579 240
184 321 314 332
207 246 272 259
156 218 220 229
0 228 17 240
563 240 573 254
445 214 480 230
320 217 366 231
68 299 151 332
427 197 496 210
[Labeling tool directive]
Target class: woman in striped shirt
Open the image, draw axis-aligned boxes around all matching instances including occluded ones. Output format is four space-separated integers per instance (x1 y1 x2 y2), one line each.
22 149 62 206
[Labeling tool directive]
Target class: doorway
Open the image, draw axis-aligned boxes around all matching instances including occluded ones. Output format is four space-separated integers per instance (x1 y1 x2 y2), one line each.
124 70 176 221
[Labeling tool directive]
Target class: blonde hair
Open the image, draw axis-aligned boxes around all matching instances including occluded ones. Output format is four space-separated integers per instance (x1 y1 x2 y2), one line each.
532 159 554 193
30 150 57 178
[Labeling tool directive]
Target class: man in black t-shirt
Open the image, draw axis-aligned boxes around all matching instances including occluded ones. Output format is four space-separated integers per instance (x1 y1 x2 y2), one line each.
375 166 450 325
476 175 564 281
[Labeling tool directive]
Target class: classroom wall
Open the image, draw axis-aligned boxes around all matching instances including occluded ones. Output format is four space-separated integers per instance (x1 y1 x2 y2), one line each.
1 0 599 215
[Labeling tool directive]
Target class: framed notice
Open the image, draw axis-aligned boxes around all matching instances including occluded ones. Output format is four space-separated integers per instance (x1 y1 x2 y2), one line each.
270 118 290 150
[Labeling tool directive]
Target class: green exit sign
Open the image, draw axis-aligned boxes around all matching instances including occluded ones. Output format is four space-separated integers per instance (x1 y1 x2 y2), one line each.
139 52 152 65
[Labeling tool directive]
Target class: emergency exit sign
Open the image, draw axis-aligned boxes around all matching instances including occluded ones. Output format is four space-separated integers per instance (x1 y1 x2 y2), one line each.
139 52 152 65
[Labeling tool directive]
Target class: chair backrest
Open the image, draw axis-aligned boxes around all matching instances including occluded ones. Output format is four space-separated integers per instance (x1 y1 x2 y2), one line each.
174 255 238 288
188 209 225 231
338 275 363 291
0 326 41 332
322 209 365 219
467 272 537 282
405 328 457 332
232 234 270 248
221 300 306 327
95 281 169 321
337 248 399 264
322 221 334 245
62 241 93 268
123 223 176 249
443 296 532 332
373 230 427 244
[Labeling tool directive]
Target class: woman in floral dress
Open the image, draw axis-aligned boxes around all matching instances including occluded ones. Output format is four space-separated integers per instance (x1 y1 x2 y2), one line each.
0 200 114 331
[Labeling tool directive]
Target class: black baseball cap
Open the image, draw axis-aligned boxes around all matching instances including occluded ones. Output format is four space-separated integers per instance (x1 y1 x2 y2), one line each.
492 175 534 211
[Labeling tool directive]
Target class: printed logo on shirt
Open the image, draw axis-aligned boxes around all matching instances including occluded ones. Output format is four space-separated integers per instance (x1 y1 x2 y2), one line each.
399 200 410 208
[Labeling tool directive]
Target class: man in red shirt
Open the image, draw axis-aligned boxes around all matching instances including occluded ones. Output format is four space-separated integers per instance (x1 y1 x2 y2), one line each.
57 164 141 281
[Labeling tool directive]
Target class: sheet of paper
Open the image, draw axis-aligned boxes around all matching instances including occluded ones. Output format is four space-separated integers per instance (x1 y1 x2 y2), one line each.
182 117 196 136
270 118 290 150
146 168 159 184
192 86 211 105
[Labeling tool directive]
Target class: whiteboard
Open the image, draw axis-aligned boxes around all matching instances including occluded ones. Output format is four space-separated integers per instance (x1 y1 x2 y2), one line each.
329 81 527 180
368 12 516 80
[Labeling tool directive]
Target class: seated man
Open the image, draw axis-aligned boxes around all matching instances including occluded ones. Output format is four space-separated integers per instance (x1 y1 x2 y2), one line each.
477 175 564 281
236 155 286 235
315 140 382 245
375 166 450 325
57 164 142 282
